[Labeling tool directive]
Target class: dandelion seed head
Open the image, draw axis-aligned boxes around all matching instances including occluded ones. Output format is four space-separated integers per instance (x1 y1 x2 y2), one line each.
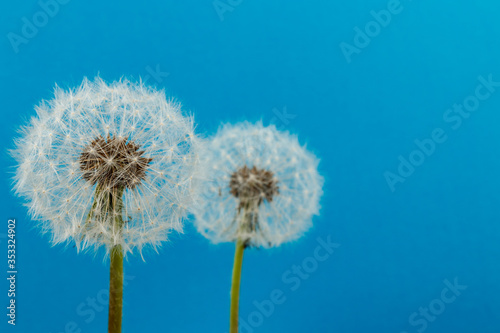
193 122 323 248
12 77 200 257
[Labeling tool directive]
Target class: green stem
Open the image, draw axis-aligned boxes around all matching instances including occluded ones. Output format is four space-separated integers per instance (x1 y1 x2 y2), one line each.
108 186 125 333
108 244 123 333
230 239 245 333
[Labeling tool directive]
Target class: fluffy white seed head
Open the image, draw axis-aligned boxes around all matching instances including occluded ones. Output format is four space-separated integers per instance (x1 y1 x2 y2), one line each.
12 77 200 257
193 122 323 248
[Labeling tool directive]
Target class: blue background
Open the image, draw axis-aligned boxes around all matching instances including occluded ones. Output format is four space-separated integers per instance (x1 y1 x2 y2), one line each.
1 0 500 332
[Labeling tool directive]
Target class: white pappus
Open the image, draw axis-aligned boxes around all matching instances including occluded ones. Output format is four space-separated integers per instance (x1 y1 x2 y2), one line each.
193 122 324 248
11 77 201 257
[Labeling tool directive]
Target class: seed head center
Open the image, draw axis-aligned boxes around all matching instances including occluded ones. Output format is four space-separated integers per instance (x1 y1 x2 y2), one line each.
229 165 279 209
79 134 153 190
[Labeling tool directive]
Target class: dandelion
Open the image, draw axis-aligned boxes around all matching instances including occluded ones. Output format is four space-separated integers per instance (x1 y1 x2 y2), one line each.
192 122 323 332
11 77 200 333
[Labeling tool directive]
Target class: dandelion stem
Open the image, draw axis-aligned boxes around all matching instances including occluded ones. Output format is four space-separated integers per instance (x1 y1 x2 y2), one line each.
108 186 125 333
108 244 123 333
230 238 245 333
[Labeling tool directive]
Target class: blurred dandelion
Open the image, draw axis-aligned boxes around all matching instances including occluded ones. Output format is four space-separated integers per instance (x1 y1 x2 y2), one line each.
11 77 200 333
192 122 323 332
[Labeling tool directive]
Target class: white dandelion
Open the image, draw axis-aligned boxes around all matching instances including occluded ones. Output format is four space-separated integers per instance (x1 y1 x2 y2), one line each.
11 77 200 332
191 122 323 333
193 121 323 248
12 77 199 256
